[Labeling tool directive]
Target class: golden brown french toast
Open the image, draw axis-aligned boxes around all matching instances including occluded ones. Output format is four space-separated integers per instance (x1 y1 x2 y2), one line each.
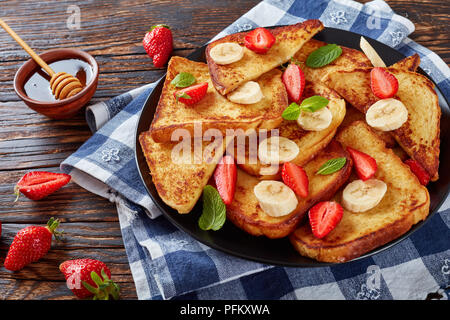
236 81 346 179
150 56 288 143
391 53 421 72
290 121 430 262
324 68 440 180
293 39 372 83
227 141 352 239
139 131 229 214
206 20 324 95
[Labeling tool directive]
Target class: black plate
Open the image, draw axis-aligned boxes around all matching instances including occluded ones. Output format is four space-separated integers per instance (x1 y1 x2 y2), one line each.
135 27 450 267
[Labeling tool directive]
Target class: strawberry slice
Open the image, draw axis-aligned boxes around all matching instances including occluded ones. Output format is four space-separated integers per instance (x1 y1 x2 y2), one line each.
404 159 430 186
347 147 377 181
14 171 71 201
309 201 343 239
174 82 208 106
244 27 276 54
370 67 399 99
282 64 305 102
281 162 309 198
213 155 237 205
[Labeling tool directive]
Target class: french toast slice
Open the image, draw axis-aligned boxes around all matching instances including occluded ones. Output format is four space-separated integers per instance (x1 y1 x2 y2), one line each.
206 20 324 95
391 53 421 72
139 131 229 214
150 56 288 143
227 141 352 239
293 39 372 83
324 68 440 180
290 121 430 263
236 81 346 179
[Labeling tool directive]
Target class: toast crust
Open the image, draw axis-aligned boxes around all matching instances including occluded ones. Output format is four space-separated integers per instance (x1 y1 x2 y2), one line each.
289 121 430 262
206 20 324 95
227 141 352 239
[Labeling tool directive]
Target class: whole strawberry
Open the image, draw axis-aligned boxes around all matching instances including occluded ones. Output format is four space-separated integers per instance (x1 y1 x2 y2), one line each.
4 217 62 271
15 171 71 201
143 24 173 68
59 259 120 300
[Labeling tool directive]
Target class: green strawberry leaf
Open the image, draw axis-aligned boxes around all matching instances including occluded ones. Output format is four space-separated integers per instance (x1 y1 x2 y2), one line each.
198 185 226 231
175 92 191 102
171 72 196 88
299 95 329 113
306 44 343 68
282 102 301 120
316 157 347 175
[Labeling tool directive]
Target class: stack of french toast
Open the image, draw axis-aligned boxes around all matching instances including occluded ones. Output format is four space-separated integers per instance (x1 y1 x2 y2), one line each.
139 19 441 263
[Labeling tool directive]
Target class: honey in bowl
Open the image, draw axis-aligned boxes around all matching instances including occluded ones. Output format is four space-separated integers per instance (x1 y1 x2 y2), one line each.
24 58 93 102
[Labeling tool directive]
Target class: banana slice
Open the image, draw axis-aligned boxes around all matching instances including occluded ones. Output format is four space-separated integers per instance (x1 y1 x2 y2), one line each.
342 179 387 213
297 107 332 131
209 42 244 65
258 136 299 164
366 98 408 131
227 81 263 104
254 181 298 217
360 36 386 68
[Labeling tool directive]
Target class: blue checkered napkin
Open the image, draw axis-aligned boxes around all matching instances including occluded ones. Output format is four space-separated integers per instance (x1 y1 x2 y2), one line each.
61 0 450 300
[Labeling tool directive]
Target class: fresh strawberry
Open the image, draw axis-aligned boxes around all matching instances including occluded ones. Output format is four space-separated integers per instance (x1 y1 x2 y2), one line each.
370 67 398 99
60 259 120 300
282 63 305 102
143 24 173 68
244 27 276 54
174 82 208 106
404 159 430 186
309 201 343 239
347 147 377 181
4 217 62 271
281 162 309 198
14 171 71 201
213 155 237 205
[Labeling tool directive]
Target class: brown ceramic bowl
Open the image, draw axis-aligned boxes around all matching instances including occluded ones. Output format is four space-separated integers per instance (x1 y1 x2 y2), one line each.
14 48 99 119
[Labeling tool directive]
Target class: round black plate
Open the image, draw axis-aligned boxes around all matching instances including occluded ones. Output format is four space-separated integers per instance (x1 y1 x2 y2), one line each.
135 27 450 267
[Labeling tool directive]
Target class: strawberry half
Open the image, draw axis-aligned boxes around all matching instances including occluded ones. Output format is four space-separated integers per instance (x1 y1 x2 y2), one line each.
174 82 208 106
213 155 237 205
309 201 343 239
244 27 276 54
60 259 120 300
143 24 173 68
14 171 71 201
281 162 309 198
4 217 62 271
282 63 305 102
370 67 399 99
404 159 430 186
347 147 377 181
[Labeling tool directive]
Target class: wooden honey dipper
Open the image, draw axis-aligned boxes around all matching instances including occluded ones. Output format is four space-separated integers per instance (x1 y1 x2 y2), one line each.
0 18 83 100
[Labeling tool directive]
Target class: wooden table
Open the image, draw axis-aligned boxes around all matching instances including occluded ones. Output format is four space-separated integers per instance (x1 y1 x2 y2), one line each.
0 0 448 300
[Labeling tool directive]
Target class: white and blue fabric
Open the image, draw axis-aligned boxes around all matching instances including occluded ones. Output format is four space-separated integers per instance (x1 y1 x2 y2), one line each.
61 0 450 300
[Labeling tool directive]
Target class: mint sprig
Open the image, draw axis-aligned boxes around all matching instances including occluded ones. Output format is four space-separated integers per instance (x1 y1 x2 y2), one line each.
316 157 347 175
198 185 226 231
282 96 329 120
306 44 342 68
171 72 196 88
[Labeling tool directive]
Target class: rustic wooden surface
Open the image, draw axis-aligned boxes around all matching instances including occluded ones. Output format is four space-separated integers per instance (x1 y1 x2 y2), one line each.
0 0 448 300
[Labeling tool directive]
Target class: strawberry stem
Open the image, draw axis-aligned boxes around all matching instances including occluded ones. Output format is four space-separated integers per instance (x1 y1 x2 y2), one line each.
82 269 120 300
46 217 64 241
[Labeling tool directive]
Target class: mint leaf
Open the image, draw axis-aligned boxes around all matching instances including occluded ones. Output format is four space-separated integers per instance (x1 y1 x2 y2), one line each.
306 44 343 68
282 102 301 120
316 157 347 175
171 72 196 88
300 96 329 112
198 185 226 231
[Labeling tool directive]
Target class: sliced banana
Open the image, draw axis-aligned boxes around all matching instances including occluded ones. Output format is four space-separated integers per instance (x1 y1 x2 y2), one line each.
297 107 332 131
258 136 299 164
227 81 263 104
360 36 386 68
209 42 244 65
254 181 298 217
342 179 387 213
366 98 408 131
